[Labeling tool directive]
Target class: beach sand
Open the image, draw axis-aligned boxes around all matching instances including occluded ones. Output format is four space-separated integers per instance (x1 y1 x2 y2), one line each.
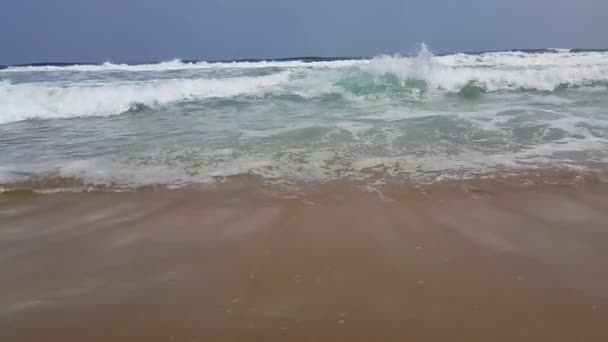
1 174 608 341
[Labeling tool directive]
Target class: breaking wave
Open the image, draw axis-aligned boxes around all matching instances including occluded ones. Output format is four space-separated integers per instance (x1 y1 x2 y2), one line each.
1 45 608 125
0 72 291 124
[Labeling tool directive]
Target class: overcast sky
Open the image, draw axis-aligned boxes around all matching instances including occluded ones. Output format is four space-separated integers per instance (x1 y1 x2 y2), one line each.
1 0 607 64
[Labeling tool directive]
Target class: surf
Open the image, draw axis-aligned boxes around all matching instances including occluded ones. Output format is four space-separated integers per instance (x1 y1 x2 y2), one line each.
2 45 608 124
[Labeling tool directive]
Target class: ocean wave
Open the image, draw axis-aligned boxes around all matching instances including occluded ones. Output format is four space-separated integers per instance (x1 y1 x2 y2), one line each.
359 45 608 93
0 72 290 124
1 45 608 124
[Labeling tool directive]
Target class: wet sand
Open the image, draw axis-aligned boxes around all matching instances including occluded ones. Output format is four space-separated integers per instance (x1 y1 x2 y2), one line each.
1 176 608 341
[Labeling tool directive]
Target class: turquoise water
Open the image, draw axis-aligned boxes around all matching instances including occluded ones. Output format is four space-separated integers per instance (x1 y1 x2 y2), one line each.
1 46 608 190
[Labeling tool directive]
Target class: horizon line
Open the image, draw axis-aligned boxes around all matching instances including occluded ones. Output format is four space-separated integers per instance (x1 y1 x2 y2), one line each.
2 47 608 69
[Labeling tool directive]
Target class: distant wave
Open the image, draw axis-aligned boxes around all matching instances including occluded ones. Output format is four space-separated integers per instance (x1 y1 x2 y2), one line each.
3 47 608 72
0 58 367 73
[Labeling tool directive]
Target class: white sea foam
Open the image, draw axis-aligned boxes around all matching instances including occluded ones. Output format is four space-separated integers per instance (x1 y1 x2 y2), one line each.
0 72 290 124
364 46 608 92
436 50 608 67
3 133 604 190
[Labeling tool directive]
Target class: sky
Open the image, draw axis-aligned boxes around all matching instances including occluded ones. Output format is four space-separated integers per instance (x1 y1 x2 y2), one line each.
1 0 607 64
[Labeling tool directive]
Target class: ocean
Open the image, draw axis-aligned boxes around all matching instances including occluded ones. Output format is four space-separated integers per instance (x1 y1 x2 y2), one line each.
1 45 608 191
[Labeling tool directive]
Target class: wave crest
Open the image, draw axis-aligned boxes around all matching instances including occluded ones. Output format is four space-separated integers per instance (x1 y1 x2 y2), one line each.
359 45 608 93
0 72 290 124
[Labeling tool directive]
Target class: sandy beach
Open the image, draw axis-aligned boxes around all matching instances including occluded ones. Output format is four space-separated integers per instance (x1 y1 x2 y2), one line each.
1 174 608 341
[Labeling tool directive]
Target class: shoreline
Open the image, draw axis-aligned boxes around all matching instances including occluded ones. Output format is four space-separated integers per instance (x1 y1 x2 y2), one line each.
2 175 608 340
2 167 607 195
